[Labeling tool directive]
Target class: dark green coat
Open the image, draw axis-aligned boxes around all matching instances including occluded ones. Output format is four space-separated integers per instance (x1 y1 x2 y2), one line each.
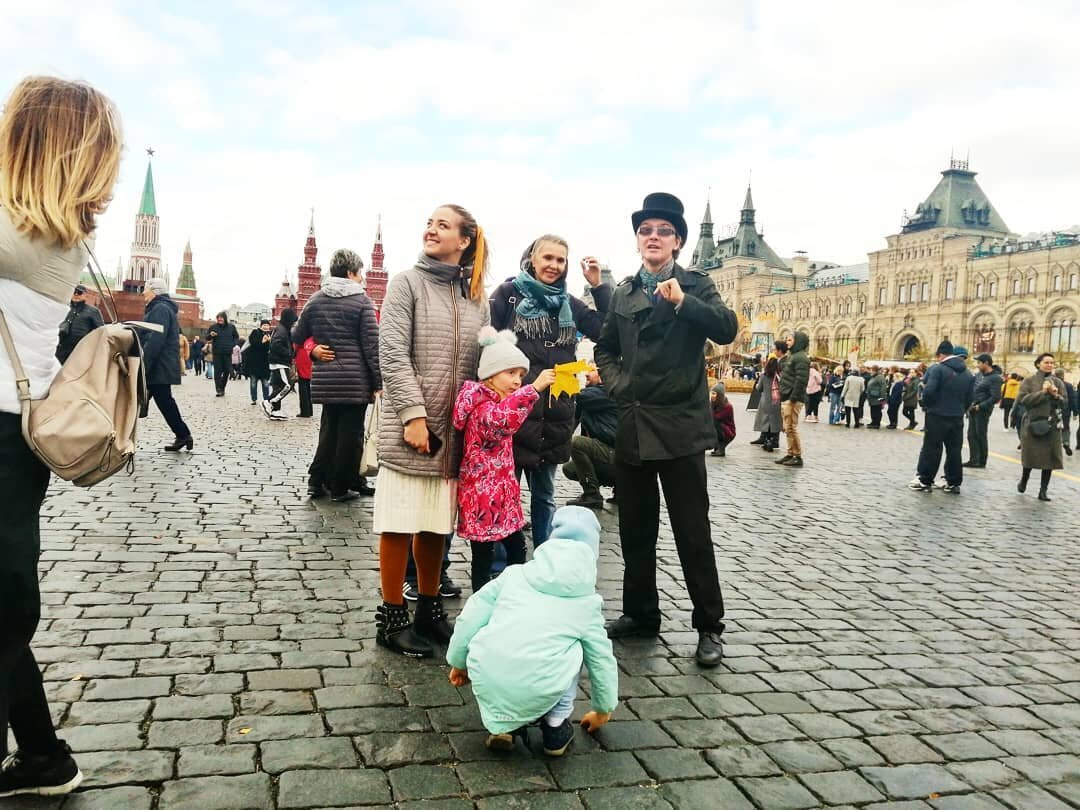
779 332 809 403
865 372 889 403
595 264 738 464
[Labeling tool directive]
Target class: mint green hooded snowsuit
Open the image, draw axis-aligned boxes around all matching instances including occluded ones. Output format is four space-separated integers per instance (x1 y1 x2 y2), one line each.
446 507 619 734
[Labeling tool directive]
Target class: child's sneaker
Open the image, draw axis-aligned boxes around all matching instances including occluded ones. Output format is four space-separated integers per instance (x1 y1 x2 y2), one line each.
541 719 574 756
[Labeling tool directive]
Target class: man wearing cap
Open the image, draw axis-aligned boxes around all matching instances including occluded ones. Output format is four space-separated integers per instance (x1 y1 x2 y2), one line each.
140 278 193 451
595 192 738 668
55 284 103 363
963 353 1002 468
908 341 974 492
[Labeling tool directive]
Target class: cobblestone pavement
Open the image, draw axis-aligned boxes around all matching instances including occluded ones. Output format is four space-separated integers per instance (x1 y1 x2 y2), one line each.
10 375 1080 809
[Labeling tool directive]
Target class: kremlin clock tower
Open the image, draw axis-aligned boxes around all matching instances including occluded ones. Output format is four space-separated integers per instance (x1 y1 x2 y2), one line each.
367 216 388 313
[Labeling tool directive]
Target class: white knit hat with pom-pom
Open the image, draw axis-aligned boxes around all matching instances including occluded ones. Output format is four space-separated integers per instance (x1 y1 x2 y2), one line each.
477 326 530 380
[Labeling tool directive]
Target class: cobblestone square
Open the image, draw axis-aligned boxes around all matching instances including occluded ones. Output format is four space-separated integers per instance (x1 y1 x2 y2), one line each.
10 379 1079 808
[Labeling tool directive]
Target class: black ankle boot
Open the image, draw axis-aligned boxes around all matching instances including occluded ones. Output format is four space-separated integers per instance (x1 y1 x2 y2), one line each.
375 602 433 658
1017 475 1029 493
1038 488 1051 502
164 436 193 451
415 595 454 645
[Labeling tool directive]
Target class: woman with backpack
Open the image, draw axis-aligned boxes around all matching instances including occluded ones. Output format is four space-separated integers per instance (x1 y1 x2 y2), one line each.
0 75 122 798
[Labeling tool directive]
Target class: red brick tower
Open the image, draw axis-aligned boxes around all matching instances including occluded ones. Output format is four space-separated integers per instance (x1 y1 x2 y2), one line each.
295 209 322 312
367 215 388 313
273 279 297 322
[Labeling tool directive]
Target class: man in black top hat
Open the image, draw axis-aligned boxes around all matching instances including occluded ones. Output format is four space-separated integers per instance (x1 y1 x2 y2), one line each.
55 284 103 363
595 192 738 668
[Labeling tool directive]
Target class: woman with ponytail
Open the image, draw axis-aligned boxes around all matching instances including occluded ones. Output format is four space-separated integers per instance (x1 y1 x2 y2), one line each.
489 237 611 545
374 205 490 658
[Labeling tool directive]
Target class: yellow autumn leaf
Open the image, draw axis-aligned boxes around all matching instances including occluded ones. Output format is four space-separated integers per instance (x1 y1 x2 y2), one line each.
238 727 252 735
551 360 592 399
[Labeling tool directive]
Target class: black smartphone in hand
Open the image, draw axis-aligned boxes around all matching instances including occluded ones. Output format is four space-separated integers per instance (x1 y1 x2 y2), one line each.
426 430 443 455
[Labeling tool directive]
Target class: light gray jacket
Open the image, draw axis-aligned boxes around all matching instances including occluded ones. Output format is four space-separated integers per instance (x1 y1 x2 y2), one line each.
377 256 490 478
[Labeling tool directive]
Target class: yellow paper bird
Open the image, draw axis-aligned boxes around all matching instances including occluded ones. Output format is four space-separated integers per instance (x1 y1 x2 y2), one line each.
550 360 592 401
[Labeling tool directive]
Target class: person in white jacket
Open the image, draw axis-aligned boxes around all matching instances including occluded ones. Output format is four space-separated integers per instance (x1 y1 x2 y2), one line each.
0 76 122 799
841 370 866 428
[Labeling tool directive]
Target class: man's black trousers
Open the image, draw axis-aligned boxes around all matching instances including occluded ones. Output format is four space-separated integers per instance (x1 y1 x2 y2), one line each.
149 384 190 439
615 453 725 633
917 413 964 486
967 407 992 465
213 353 231 393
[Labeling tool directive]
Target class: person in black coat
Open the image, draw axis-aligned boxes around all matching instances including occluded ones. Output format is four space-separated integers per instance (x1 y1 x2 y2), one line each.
489 235 611 546
561 369 617 508
55 284 103 363
139 279 192 451
244 320 272 403
263 308 297 419
595 192 738 669
206 311 240 396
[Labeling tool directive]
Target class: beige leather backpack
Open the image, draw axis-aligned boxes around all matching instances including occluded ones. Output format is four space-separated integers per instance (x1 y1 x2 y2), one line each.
0 313 153 486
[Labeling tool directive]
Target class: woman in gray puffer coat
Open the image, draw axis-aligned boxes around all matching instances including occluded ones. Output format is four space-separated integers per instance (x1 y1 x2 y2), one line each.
752 356 783 451
374 204 490 660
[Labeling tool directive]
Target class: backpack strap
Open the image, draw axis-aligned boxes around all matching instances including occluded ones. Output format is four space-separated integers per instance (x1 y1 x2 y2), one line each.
0 308 40 455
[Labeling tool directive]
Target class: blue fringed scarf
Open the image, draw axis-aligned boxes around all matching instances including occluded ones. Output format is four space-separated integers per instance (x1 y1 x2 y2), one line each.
511 269 576 345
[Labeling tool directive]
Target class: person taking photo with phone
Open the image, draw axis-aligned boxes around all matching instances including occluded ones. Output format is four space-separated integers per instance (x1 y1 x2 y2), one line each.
374 204 490 659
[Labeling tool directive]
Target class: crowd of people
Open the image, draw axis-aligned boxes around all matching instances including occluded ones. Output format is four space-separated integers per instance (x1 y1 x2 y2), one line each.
1 75 1077 798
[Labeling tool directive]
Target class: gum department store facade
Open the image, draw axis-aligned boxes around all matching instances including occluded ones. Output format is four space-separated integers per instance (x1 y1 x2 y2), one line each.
691 160 1080 376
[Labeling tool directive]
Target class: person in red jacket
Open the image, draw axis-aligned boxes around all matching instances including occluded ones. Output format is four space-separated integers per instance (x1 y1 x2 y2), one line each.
710 383 736 457
294 336 315 418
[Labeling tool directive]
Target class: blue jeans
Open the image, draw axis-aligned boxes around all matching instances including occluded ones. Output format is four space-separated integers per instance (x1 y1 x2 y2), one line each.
249 376 270 402
523 462 557 547
543 672 580 725
828 392 842 424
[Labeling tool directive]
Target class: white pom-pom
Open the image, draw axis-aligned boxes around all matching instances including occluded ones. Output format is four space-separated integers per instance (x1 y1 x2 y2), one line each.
478 327 518 347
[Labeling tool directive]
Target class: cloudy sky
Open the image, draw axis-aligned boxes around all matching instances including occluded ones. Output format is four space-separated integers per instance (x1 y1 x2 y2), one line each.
4 1 1077 313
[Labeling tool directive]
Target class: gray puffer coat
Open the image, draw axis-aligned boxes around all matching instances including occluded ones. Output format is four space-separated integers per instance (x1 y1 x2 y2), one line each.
292 277 381 405
378 256 490 478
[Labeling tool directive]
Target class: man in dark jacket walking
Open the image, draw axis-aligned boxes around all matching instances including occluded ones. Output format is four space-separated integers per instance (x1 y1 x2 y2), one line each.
293 250 381 502
263 309 297 420
207 311 240 396
140 279 192 451
964 354 1002 468
776 330 809 466
55 284 103 363
595 192 738 668
909 342 974 493
562 369 617 508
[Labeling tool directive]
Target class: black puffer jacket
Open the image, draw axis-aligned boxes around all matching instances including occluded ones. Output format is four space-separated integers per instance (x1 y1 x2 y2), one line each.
489 278 611 469
207 313 239 358
268 309 297 366
292 278 381 404
244 328 271 378
56 301 103 363
576 384 616 447
140 294 181 387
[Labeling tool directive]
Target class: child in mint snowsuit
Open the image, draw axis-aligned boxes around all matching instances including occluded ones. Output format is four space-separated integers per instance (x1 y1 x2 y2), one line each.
447 506 618 756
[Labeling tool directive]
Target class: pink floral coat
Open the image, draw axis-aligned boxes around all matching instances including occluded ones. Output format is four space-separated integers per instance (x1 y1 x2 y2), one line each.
453 381 539 543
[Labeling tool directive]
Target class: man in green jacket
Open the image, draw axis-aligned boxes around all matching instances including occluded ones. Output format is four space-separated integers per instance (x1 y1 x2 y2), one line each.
865 366 889 429
595 192 738 668
777 331 810 466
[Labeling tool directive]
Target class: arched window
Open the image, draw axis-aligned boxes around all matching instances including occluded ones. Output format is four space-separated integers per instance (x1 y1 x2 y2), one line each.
1048 311 1079 352
1012 277 1021 295
1009 315 1035 353
971 320 996 353
815 332 829 355
1027 276 1036 294
835 330 851 358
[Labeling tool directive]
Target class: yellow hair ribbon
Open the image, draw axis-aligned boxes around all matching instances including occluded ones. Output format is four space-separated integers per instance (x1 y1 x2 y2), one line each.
469 225 487 301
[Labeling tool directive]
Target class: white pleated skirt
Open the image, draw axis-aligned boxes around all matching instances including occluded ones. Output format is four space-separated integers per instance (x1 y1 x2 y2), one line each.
372 466 458 535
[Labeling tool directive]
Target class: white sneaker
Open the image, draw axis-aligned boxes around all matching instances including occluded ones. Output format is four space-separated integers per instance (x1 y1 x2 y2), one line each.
270 412 288 421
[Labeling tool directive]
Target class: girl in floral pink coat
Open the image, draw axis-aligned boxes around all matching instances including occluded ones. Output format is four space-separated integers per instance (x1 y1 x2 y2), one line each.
454 328 555 593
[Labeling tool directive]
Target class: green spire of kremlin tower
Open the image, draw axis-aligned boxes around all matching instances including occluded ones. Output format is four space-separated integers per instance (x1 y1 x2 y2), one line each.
139 158 157 216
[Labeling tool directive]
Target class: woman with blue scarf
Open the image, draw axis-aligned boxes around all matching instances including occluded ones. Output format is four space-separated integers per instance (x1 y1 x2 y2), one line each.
489 236 612 546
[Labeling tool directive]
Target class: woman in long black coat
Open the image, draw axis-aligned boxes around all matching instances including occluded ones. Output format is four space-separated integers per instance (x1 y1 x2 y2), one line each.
489 236 610 546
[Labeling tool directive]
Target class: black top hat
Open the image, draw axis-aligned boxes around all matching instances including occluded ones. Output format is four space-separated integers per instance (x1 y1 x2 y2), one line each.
631 192 688 246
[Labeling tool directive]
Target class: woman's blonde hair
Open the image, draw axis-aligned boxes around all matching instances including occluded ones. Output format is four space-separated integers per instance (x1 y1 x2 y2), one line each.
0 76 123 248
